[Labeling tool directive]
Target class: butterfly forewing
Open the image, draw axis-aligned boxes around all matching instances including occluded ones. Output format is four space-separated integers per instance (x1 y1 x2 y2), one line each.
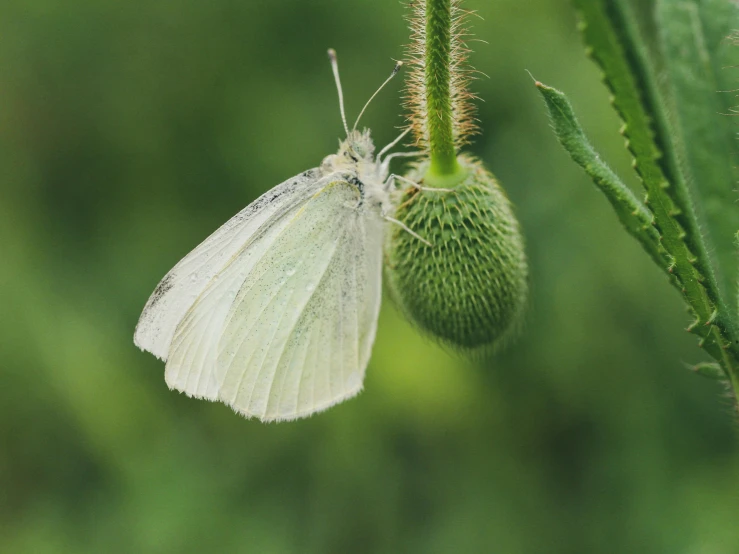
134 169 323 361
163 190 311 400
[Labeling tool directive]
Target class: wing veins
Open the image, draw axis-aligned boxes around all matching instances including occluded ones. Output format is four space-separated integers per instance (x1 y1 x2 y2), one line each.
222 262 304 407
295 315 320 414
257 236 342 417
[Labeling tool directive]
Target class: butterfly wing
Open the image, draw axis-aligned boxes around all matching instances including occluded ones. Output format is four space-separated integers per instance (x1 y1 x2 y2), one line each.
134 169 323 363
167 177 384 420
160 179 328 401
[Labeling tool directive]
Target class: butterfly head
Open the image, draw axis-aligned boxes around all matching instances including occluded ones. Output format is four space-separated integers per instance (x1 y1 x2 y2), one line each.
321 129 380 175
341 129 375 161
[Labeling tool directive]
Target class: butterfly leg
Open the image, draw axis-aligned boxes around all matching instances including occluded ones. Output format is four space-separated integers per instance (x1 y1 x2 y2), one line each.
379 152 424 178
381 209 432 247
377 128 411 161
384 174 454 193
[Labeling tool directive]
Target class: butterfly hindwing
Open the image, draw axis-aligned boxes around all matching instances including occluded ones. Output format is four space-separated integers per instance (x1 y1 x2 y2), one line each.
211 178 384 421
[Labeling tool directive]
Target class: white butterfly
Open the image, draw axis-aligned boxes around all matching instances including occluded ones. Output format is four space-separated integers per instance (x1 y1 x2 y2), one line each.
134 49 425 422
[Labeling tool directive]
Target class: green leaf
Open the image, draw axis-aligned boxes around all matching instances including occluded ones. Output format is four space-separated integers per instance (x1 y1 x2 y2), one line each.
571 0 739 353
656 0 739 308
534 80 739 387
572 0 722 309
534 79 670 272
567 0 739 397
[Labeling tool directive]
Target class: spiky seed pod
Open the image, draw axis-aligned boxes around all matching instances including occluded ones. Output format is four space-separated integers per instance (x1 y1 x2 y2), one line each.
386 157 528 349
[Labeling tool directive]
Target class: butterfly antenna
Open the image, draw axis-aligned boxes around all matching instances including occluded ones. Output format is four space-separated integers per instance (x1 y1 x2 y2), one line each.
328 49 350 137
353 60 403 131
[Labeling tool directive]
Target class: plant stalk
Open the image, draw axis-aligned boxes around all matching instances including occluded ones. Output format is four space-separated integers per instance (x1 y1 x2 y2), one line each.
424 0 463 181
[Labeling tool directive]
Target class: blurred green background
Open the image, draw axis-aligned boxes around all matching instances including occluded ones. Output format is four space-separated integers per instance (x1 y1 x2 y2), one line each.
2 0 738 552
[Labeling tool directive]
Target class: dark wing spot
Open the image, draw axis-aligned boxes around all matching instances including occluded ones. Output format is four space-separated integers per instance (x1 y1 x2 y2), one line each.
346 175 365 208
149 273 174 309
238 170 319 220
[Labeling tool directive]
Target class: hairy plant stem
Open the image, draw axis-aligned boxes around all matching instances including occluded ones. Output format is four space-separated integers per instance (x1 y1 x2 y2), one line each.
424 0 464 184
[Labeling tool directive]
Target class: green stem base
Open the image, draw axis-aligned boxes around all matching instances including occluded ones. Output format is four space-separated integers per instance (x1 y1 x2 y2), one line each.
424 160 467 188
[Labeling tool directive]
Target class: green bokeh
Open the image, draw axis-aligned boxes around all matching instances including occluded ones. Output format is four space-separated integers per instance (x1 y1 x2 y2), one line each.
1 0 737 552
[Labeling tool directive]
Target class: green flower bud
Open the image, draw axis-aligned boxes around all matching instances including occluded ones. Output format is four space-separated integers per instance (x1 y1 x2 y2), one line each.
386 156 528 350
